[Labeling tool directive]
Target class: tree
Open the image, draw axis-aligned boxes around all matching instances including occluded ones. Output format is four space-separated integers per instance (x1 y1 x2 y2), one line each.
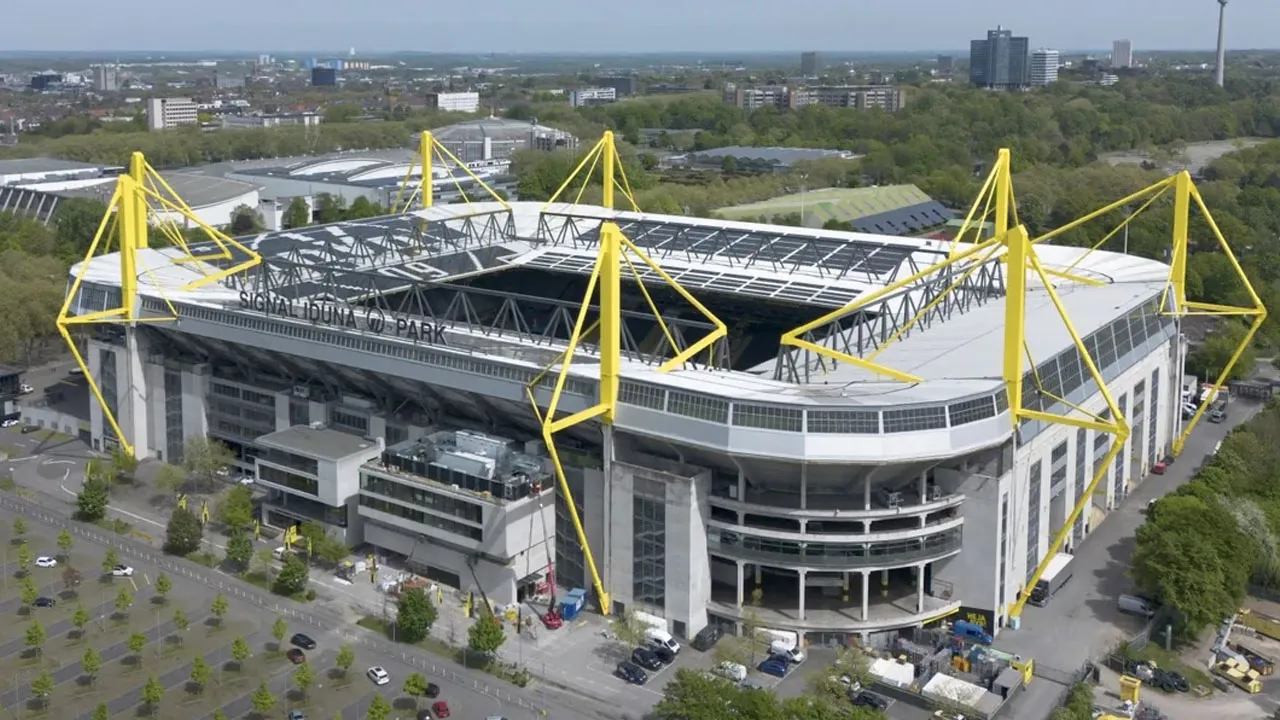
20 575 38 606
141 674 164 713
13 516 26 538
609 610 651 648
210 593 229 624
228 204 264 235
155 463 185 496
172 607 190 635
75 475 111 522
128 632 146 660
273 553 310 596
272 615 288 647
101 548 119 576
284 197 310 229
82 645 102 685
216 484 255 529
468 613 507 657
164 506 203 556
62 565 83 592
224 531 253 570
297 521 349 565
71 603 89 633
293 660 313 699
25 620 45 655
251 681 276 714
335 643 355 676
395 586 438 643
211 711 227 720
181 437 233 492
230 635 251 668
154 572 172 601
56 528 73 557
365 693 392 720
189 655 211 693
16 541 31 574
93 702 110 720
30 671 53 709
402 672 430 706
115 587 134 616
654 668 780 720
1188 322 1257 382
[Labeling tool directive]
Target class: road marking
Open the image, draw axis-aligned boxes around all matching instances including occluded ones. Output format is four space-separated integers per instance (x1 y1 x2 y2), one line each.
41 459 74 466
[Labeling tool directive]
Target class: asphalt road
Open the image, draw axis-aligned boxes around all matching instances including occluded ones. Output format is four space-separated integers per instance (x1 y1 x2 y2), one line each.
993 403 1262 719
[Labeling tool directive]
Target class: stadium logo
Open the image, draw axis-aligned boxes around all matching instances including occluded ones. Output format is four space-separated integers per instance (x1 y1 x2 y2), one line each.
238 292 448 345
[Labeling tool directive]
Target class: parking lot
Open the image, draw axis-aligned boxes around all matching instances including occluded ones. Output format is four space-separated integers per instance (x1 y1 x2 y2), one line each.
0 499 537 719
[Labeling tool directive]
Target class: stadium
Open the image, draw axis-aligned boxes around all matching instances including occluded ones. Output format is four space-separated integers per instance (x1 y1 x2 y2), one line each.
57 135 1261 646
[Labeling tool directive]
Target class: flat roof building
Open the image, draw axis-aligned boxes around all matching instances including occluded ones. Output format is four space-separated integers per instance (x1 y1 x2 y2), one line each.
147 97 199 131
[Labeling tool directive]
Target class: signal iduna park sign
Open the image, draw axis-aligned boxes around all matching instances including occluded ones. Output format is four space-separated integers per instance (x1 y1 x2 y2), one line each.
237 291 448 344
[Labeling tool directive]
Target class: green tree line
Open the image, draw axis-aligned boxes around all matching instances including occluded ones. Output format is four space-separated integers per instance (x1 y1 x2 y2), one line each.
1134 399 1280 637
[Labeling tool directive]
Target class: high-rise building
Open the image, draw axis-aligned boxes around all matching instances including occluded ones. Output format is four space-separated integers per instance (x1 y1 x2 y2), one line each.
800 51 820 76
145 98 199 131
969 26 1030 90
1112 39 1134 68
1030 49 1060 87
311 67 338 87
936 55 955 72
93 64 118 92
598 76 637 96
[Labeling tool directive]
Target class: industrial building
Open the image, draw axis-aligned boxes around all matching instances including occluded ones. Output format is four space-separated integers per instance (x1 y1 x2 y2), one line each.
425 92 481 114
0 158 258 228
58 139 1231 645
568 88 617 107
724 83 906 112
428 116 579 162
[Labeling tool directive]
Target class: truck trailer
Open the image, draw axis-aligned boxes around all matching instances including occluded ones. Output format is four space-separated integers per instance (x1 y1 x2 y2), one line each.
1029 553 1074 607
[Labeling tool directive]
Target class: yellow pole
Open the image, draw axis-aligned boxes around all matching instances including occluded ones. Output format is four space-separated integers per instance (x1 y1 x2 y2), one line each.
129 152 149 249
993 150 1011 237
1170 172 1191 310
1002 226 1028 428
118 174 140 320
601 131 615 210
598 131 620 420
421 131 434 209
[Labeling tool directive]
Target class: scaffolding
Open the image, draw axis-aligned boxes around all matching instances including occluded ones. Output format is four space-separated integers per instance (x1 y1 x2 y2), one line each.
56 152 264 458
777 149 1265 621
523 131 727 615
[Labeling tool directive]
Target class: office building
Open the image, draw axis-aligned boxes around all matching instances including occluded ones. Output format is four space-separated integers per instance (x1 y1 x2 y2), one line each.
801 51 820 76
598 76 637 96
425 92 481 114
146 98 199 131
568 87 617 107
1112 40 1134 68
214 72 245 89
724 84 905 112
93 65 119 92
937 56 955 72
1030 49 1060 87
311 67 338 87
969 26 1031 90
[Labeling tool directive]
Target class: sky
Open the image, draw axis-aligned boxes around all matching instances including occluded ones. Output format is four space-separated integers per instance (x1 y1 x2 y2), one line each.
1 0 1276 54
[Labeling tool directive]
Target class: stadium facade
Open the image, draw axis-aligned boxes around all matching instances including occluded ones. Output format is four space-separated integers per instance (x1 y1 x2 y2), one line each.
62 150 1228 646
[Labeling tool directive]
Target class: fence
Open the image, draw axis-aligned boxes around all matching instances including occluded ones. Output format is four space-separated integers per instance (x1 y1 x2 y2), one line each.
0 492 542 714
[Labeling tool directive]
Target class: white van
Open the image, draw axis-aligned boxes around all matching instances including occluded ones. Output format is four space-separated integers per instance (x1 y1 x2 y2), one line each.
714 661 747 683
769 640 806 664
645 627 681 654
1117 594 1157 618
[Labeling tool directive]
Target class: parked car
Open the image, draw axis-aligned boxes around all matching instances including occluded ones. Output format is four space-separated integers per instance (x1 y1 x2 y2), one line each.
111 565 134 577
645 627 681 655
424 682 441 698
691 625 722 652
714 661 747 683
430 700 450 718
367 666 390 685
650 644 676 664
1209 409 1227 423
35 556 57 568
33 597 55 608
290 633 317 650
631 647 663 671
0 419 17 428
20 425 38 434
758 657 789 677
1117 594 1157 619
852 691 889 711
286 649 306 664
616 661 647 685
288 711 305 720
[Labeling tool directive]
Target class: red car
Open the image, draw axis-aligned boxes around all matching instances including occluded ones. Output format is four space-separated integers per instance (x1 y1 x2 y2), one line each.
286 649 306 664
431 700 451 718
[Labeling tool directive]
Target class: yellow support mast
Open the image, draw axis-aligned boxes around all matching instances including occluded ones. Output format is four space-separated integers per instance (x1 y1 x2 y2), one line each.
55 153 263 458
391 130 511 213
524 132 727 614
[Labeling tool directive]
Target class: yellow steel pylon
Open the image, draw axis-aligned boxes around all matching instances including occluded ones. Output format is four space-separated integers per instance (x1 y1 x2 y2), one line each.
56 152 263 458
780 148 1265 621
522 131 727 615
390 130 511 213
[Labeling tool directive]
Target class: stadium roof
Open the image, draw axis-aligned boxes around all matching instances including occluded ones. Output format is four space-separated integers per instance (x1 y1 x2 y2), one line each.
231 156 502 191
49 172 257 209
687 146 857 165
0 158 116 176
70 200 1173 408
429 116 574 143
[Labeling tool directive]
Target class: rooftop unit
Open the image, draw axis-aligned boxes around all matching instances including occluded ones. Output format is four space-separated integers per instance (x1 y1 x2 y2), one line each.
376 429 549 501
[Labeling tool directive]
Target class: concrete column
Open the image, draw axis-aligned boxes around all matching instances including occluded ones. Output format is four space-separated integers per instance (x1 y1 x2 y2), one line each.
798 570 807 622
842 572 850 603
920 471 928 502
308 400 326 425
881 568 889 598
736 469 746 503
736 562 744 610
799 464 807 510
274 392 290 431
864 478 872 510
916 564 926 613
861 571 869 621
368 415 387 441
602 426 616 599
122 327 151 458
